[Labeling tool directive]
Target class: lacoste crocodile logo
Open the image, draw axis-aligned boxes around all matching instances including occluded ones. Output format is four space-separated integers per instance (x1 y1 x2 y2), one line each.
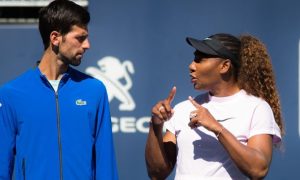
85 56 136 111
76 99 87 106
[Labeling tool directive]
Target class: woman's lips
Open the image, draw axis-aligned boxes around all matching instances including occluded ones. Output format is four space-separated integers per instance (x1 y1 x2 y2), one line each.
190 75 197 83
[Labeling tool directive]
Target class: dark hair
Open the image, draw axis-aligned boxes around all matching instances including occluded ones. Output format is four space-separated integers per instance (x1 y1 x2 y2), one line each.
208 33 241 79
209 34 241 66
38 0 90 50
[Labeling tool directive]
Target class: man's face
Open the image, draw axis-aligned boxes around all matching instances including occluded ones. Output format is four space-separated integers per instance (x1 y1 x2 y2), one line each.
58 25 90 66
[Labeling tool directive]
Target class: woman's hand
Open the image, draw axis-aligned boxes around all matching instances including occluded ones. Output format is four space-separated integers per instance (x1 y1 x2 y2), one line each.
151 87 176 125
188 96 223 133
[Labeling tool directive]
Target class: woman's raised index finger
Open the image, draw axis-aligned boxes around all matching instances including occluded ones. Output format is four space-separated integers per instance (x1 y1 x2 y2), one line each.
188 96 201 108
167 86 176 103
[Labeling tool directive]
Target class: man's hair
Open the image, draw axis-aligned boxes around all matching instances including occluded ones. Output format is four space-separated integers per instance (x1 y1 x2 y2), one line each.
38 0 90 50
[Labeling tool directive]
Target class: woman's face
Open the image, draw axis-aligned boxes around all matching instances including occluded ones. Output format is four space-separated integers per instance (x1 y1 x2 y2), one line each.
189 51 225 91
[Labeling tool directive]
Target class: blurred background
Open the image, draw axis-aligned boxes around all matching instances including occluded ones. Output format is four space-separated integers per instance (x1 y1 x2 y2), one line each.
0 0 299 179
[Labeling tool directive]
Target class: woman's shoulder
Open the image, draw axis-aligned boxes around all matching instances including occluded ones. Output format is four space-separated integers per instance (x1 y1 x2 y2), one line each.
241 90 269 106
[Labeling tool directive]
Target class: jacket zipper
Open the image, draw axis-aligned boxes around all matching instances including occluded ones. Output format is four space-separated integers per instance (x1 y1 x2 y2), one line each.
22 158 26 180
55 92 63 180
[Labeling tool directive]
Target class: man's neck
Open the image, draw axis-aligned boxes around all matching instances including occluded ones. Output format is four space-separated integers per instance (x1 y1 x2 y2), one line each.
38 48 68 80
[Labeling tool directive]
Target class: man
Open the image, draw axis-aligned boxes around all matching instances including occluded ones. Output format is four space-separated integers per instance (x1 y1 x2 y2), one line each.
0 0 118 179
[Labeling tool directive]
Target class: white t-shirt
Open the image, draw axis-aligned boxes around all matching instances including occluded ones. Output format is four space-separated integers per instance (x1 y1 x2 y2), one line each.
48 79 60 92
164 90 281 180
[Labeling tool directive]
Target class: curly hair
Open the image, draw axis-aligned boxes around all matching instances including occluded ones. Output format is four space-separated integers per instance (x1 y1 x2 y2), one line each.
238 35 284 136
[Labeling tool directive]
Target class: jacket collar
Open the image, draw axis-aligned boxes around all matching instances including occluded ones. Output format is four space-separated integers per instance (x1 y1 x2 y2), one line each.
35 67 74 89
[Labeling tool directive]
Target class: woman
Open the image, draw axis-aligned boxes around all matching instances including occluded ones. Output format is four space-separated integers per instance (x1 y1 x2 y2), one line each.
145 33 283 180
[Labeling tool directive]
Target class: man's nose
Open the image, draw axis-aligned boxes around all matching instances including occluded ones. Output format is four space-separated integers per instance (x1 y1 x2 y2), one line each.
83 38 90 49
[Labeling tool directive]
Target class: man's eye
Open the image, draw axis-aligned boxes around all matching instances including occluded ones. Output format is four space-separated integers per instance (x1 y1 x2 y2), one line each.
76 36 87 42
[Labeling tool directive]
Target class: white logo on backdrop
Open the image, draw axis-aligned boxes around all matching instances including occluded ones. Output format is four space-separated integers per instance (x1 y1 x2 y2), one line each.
86 56 136 111
86 56 150 133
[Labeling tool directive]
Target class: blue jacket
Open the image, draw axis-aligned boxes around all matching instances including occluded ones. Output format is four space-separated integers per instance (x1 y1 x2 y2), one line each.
0 67 118 180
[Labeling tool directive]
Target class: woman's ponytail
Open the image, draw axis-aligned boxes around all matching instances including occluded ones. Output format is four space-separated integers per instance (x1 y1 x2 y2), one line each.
238 35 284 136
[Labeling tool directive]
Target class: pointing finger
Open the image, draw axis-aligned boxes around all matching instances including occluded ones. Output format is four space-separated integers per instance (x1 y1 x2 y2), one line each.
188 96 202 109
161 87 176 118
166 86 176 103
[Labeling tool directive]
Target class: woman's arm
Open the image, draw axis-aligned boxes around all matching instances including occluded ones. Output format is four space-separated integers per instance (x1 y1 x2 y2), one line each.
188 96 274 179
145 87 177 180
217 129 272 179
145 123 177 180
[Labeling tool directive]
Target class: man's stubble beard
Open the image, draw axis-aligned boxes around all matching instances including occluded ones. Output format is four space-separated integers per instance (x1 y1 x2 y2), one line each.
58 52 82 67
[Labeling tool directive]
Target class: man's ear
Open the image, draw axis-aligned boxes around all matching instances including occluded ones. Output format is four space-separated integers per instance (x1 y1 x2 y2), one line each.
50 31 61 46
219 59 232 74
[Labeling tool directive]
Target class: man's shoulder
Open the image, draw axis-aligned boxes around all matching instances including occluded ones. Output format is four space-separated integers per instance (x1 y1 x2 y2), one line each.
0 68 37 98
1 68 36 89
69 68 106 90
